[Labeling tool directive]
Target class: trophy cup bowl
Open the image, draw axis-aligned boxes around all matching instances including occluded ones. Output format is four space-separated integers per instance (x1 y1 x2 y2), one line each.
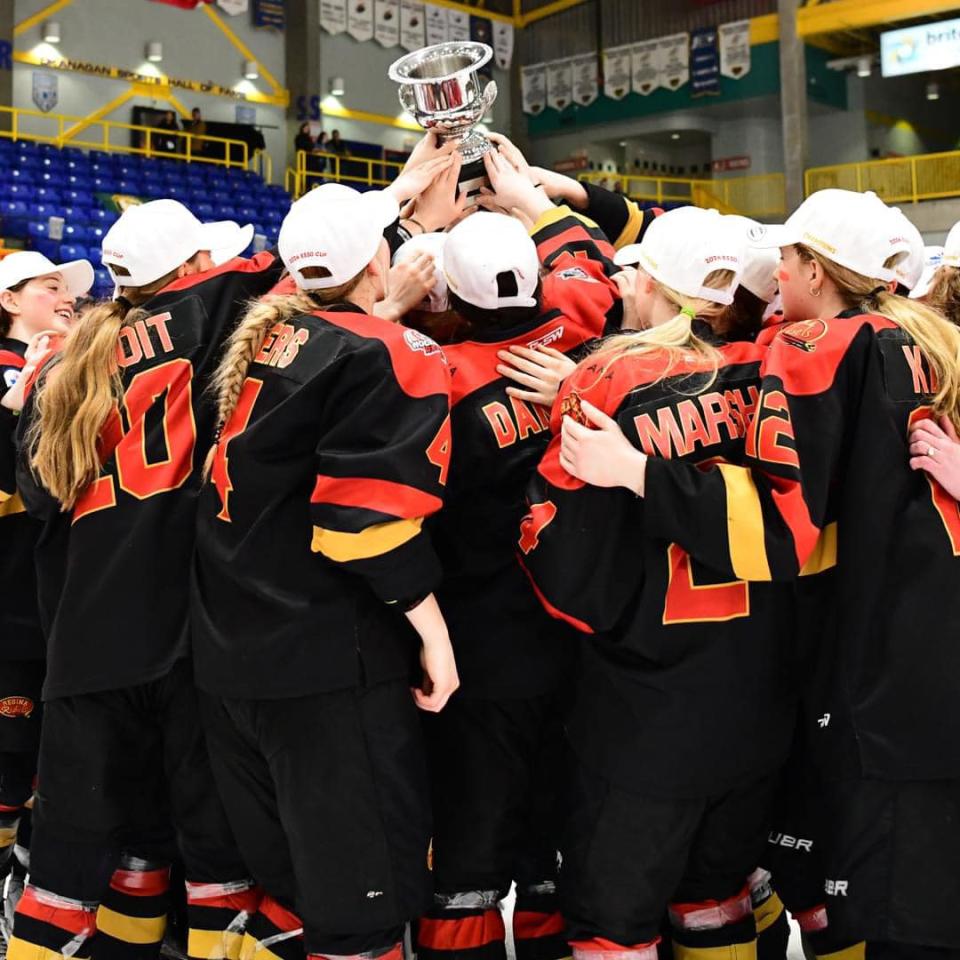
389 42 498 204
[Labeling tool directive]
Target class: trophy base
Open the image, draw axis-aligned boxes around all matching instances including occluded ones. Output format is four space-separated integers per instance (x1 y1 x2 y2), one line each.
458 156 488 208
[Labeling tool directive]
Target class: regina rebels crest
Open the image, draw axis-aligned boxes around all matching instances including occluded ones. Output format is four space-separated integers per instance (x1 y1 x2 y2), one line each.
0 697 34 718
780 318 828 352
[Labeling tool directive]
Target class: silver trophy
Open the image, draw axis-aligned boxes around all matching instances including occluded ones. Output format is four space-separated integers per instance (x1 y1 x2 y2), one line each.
389 42 498 203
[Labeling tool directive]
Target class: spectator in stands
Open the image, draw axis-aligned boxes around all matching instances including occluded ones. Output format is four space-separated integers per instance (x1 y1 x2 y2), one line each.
187 107 208 158
294 122 314 155
156 110 181 155
328 129 350 157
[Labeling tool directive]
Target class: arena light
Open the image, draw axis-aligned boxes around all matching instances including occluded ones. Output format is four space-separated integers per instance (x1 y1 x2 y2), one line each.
330 76 346 96
43 21 61 44
671 132 681 140
927 81 940 100
243 60 259 80
146 42 163 63
857 56 872 77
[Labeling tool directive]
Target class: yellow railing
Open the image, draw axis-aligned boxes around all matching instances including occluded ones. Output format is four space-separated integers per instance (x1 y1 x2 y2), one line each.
0 104 250 172
576 171 787 219
293 149 405 198
806 151 960 204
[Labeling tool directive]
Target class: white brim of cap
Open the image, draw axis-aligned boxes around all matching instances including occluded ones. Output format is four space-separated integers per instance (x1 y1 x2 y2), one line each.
613 244 643 267
910 265 940 300
55 259 96 298
203 221 255 265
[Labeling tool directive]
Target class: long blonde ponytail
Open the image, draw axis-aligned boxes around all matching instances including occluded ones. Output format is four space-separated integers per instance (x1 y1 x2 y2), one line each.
798 245 960 431
587 270 736 393
27 299 133 508
206 269 366 478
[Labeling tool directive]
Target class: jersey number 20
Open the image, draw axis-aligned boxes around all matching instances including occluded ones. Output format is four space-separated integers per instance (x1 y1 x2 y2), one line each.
74 359 197 522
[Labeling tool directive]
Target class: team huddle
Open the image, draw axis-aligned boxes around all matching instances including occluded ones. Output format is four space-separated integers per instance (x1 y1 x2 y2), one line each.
0 130 958 960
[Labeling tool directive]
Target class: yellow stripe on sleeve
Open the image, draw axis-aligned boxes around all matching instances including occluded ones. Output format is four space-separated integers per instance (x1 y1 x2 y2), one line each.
528 205 601 237
614 200 646 249
799 521 837 576
717 463 772 581
0 492 26 518
96 906 166 945
311 518 423 563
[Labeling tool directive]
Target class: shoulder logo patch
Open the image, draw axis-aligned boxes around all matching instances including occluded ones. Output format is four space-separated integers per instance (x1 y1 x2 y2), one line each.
3 369 20 390
779 318 828 352
0 697 34 718
555 266 596 283
403 328 444 359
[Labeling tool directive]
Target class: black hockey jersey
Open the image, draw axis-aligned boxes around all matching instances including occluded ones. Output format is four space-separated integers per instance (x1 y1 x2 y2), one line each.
0 340 43 660
644 310 960 781
193 301 451 700
16 252 284 699
431 207 621 698
521 329 796 796
579 181 661 250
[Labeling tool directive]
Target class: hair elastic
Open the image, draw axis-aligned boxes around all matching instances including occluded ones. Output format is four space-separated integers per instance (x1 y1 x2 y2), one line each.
679 306 697 319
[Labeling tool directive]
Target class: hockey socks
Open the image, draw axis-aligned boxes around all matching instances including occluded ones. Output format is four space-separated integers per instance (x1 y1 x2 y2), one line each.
94 855 170 960
186 880 261 960
748 870 787 960
7 885 98 960
417 890 506 960
238 895 303 960
569 936 660 960
669 885 757 960
513 881 568 960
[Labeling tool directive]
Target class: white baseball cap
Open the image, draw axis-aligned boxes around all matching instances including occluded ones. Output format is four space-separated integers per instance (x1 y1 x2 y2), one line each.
211 223 256 266
279 186 399 291
751 189 911 284
942 221 960 268
101 199 253 288
444 212 540 311
393 232 448 313
0 251 94 298
613 206 745 306
910 246 945 300
888 208 925 291
725 215 779 303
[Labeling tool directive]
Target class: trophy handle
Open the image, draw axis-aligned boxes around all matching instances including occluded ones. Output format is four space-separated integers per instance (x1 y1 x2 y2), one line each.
398 85 416 115
480 80 498 113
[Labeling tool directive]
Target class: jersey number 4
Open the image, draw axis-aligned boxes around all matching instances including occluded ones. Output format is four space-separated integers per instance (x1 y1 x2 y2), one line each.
74 359 197 522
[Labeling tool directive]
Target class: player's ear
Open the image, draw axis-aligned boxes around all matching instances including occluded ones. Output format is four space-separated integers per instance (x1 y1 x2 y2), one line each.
0 289 21 316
